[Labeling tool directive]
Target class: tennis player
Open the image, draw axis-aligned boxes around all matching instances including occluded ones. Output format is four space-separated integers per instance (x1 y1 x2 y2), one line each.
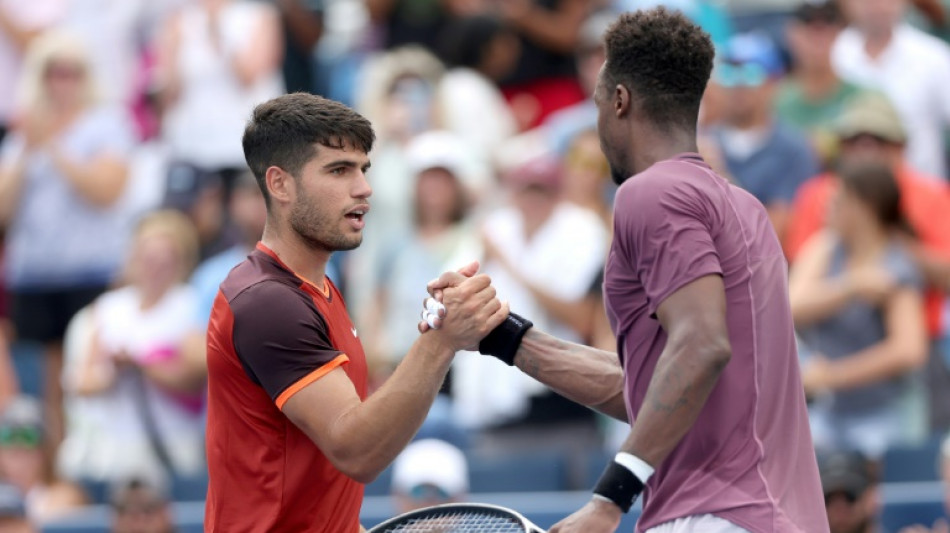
203 93 508 532
424 8 827 533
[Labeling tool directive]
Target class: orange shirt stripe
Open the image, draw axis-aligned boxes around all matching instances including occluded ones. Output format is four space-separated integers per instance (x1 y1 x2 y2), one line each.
275 353 349 410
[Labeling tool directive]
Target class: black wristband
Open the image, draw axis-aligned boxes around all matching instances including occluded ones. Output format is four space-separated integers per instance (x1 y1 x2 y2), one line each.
592 460 645 513
478 312 533 366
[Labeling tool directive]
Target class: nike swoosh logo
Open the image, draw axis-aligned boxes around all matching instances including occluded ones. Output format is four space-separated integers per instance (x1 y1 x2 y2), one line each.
351 327 358 338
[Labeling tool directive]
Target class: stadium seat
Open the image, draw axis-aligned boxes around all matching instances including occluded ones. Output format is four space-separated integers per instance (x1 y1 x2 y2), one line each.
468 450 569 493
171 472 210 501
882 437 943 482
881 500 946 531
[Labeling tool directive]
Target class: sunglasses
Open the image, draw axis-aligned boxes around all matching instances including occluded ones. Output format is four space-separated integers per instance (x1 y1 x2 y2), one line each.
0 426 42 448
824 490 859 506
44 63 85 80
713 63 770 88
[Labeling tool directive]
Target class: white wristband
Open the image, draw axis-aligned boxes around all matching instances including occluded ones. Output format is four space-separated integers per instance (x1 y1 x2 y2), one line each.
614 452 654 483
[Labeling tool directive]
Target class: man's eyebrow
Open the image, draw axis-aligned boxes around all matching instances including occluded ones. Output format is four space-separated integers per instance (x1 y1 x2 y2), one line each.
321 160 362 170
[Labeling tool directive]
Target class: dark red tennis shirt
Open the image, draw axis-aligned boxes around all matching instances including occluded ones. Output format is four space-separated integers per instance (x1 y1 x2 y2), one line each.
204 243 368 532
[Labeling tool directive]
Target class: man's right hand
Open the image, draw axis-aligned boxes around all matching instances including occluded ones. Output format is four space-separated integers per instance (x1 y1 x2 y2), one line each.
425 263 509 352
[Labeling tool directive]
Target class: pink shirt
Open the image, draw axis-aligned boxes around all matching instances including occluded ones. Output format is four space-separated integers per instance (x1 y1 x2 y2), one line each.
604 153 827 532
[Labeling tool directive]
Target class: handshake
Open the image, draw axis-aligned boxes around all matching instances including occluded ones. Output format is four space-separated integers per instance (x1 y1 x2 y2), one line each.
415 260 533 364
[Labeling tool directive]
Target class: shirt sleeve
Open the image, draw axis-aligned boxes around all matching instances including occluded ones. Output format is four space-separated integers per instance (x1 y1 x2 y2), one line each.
230 281 348 409
615 176 723 316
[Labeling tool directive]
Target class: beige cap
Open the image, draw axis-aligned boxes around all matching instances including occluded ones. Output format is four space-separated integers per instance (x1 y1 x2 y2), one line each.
834 92 907 145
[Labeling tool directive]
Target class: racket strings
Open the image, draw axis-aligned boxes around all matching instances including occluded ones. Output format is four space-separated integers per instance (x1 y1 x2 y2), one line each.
382 509 527 532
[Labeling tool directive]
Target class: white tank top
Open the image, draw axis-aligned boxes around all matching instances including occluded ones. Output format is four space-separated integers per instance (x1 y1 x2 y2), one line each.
163 2 284 169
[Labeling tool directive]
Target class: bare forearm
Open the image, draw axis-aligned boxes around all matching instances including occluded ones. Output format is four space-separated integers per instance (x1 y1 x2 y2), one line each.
824 342 925 391
509 10 582 54
514 329 627 421
790 280 853 326
623 342 729 468
0 157 28 225
331 335 454 482
52 154 127 207
0 13 42 50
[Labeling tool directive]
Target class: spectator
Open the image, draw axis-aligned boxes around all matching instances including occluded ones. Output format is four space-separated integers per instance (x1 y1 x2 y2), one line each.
365 0 481 52
0 396 85 522
776 0 865 165
496 0 591 130
268 0 324 94
437 15 519 163
0 480 32 533
833 0 950 179
391 439 469 514
453 152 606 455
155 0 284 189
365 131 480 379
110 477 176 533
163 162 240 262
0 30 136 448
540 10 611 155
0 2 63 143
709 32 819 246
819 449 881 533
785 93 950 432
64 211 205 486
790 161 928 458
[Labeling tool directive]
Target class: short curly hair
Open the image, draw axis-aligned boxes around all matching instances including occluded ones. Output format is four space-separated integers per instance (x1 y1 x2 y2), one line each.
602 7 714 130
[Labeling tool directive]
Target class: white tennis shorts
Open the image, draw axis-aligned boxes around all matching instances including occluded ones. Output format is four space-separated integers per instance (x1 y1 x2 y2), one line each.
646 514 751 533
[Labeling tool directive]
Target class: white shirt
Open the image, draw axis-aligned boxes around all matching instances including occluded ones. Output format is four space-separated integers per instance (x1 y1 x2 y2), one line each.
163 1 284 169
0 0 64 120
832 24 950 179
60 285 205 483
452 203 608 429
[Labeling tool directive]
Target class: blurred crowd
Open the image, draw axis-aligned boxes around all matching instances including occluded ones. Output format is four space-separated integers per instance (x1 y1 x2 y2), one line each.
1 0 950 531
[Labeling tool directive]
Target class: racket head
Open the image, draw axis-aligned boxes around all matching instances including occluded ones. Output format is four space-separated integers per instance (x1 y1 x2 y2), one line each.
367 502 545 533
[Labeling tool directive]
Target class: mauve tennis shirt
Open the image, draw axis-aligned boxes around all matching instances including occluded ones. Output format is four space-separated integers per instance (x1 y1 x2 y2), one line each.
603 153 827 532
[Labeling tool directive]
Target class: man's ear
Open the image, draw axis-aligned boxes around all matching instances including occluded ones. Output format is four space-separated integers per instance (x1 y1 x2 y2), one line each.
615 84 631 118
265 166 293 205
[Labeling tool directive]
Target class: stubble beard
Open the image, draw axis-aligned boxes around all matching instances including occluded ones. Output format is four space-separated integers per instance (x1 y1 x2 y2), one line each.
289 193 362 253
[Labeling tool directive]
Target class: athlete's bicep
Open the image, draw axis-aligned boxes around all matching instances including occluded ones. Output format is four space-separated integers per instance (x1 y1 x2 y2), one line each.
282 367 362 454
655 274 730 354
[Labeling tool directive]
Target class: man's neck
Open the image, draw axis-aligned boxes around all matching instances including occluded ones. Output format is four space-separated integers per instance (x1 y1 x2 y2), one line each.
260 223 330 285
863 27 895 59
629 125 699 175
796 66 842 101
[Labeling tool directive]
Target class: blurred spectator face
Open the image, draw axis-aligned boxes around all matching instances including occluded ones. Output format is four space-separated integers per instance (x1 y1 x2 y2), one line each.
386 76 435 142
787 7 844 71
392 439 468 514
127 212 199 294
838 134 903 169
563 130 609 206
826 489 876 533
714 67 777 128
506 157 563 223
111 485 173 533
830 183 876 240
481 31 521 83
843 0 906 37
43 57 87 110
414 168 466 227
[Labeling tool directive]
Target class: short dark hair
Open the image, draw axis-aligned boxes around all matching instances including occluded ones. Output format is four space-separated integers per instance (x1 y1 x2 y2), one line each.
602 7 714 130
242 93 376 204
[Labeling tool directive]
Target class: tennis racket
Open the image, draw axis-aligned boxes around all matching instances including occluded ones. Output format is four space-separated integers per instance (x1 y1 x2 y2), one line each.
367 502 546 533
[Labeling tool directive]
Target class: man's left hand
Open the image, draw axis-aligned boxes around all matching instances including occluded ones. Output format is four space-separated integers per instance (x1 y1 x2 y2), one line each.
549 498 622 533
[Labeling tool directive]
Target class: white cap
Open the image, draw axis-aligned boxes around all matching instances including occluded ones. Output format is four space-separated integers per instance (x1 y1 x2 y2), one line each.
406 131 477 186
392 439 469 496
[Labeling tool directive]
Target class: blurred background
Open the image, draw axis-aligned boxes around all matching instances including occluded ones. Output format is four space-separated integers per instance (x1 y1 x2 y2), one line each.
1 0 950 531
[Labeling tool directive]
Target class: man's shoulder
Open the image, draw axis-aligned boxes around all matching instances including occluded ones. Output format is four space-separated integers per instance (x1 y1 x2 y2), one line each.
219 252 303 306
